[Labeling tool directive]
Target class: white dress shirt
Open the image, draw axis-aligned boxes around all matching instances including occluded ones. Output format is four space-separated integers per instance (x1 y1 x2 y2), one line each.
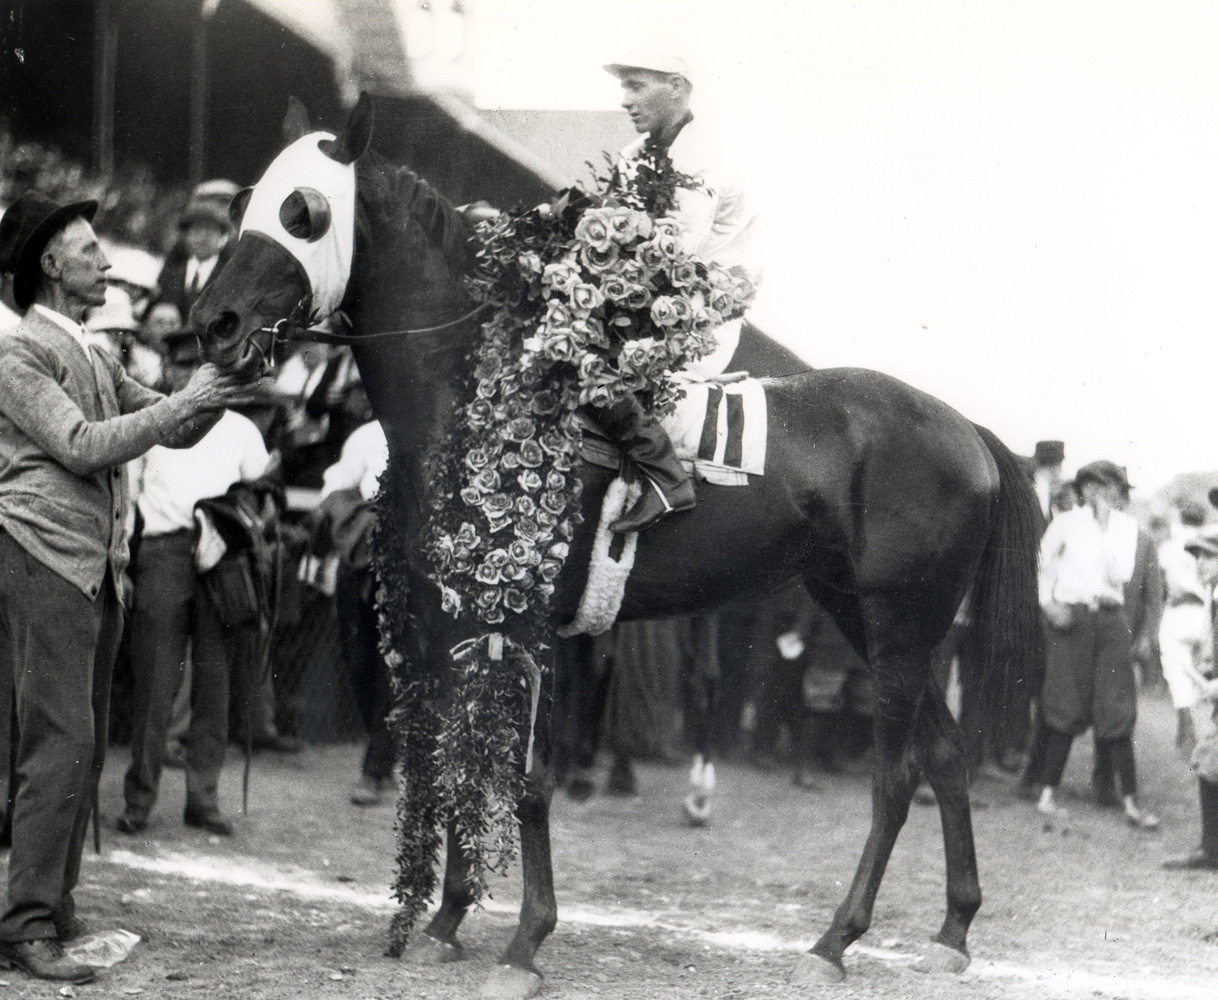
1039 505 1139 609
133 410 270 536
321 420 388 502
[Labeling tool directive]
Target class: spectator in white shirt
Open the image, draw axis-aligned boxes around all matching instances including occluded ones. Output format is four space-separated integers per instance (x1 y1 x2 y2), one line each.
1029 460 1159 828
116 329 272 838
1157 503 1212 753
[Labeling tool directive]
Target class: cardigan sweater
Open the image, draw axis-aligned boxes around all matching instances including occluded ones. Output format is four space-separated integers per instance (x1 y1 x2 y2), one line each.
0 308 214 600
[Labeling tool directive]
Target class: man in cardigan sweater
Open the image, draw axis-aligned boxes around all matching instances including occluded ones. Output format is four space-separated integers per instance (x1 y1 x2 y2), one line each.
0 192 242 984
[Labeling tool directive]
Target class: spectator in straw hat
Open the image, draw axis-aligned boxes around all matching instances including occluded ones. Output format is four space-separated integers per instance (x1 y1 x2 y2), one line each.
1026 460 1159 828
155 179 240 326
594 51 762 533
1163 524 1218 870
0 191 245 984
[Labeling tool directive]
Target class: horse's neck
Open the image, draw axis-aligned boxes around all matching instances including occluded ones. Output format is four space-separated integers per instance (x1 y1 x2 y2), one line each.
348 168 476 456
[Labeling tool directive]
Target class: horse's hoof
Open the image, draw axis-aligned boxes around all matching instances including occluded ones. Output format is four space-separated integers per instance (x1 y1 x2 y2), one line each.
403 933 464 965
683 792 712 827
912 940 970 975
480 964 544 1000
790 952 846 985
565 775 596 802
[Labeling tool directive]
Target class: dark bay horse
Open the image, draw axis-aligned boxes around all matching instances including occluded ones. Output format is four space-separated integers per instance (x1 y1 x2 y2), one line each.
193 95 1040 998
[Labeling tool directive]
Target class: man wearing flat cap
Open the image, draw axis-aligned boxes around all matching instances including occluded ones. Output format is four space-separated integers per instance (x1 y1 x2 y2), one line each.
595 52 763 533
155 178 240 328
1026 459 1158 828
0 192 244 983
1163 525 1218 870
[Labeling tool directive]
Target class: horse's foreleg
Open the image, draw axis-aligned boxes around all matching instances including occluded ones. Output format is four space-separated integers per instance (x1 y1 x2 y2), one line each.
409 819 476 963
483 766 556 1000
913 689 978 973
797 677 923 984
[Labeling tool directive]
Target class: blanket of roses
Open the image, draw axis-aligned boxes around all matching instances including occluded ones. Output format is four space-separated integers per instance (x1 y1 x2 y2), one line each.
379 150 756 951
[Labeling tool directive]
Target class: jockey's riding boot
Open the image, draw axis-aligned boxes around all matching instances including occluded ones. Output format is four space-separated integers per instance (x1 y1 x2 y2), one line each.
591 395 695 533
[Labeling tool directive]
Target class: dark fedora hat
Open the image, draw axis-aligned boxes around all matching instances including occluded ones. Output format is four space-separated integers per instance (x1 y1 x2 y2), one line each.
0 192 99 309
1073 459 1131 493
1033 440 1065 467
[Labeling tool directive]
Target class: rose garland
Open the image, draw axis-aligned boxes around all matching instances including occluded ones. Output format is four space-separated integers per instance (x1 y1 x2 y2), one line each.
378 147 756 951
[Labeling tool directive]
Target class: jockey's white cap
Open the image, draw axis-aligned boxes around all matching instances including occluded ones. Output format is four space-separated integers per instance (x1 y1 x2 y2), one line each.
604 52 693 87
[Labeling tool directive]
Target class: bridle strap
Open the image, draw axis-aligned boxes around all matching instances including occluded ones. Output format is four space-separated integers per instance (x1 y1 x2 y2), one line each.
252 300 494 362
278 301 494 345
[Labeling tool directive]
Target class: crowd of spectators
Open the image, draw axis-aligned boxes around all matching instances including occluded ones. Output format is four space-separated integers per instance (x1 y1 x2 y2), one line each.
1 135 394 841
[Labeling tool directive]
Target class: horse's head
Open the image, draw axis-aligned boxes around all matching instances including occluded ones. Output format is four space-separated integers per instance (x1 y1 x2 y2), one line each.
193 94 373 377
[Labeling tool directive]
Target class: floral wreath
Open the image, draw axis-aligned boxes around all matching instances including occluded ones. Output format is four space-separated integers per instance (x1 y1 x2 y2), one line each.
378 145 756 951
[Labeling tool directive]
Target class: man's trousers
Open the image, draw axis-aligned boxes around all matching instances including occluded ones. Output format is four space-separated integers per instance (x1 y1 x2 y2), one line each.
0 530 121 942
122 531 253 820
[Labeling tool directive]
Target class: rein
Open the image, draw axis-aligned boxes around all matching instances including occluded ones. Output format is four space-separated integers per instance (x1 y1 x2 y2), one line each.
251 300 493 365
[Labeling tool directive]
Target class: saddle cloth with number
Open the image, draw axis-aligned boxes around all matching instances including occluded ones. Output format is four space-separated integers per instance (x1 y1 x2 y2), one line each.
579 376 768 486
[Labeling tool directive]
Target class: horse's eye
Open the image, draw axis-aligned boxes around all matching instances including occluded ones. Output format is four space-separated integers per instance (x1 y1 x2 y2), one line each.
279 187 331 242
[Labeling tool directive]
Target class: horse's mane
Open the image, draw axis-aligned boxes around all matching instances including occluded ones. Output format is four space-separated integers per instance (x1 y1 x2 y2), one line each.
357 150 475 278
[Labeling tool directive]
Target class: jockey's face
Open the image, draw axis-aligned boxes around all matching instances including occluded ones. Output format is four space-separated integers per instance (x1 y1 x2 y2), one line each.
618 69 690 138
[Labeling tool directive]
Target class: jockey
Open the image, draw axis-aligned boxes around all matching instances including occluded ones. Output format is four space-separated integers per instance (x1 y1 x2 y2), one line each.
598 52 764 533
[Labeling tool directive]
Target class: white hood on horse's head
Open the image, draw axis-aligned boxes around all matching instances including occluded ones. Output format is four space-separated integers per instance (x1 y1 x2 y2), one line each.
240 132 357 319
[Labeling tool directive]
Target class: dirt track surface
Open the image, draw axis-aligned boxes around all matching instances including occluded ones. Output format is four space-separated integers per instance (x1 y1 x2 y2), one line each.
3 692 1215 998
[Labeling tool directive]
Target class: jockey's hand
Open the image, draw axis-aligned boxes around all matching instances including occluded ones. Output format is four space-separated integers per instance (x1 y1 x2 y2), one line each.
1042 601 1075 631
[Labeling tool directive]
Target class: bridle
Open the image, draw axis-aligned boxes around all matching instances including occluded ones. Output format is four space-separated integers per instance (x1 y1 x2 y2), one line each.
247 297 495 368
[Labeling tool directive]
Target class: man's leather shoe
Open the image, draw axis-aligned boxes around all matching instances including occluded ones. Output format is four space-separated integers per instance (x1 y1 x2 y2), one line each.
0 939 95 983
1162 849 1218 871
54 916 90 942
184 805 234 836
349 774 385 807
115 810 147 835
252 734 304 754
609 479 695 534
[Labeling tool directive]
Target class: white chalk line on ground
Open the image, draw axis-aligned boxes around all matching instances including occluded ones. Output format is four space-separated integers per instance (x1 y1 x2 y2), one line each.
104 849 1213 1000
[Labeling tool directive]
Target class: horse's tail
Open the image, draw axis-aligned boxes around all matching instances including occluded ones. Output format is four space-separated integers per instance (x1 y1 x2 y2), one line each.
964 424 1042 739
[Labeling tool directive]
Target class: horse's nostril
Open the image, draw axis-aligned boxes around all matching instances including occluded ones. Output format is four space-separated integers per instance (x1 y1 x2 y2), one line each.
206 311 240 343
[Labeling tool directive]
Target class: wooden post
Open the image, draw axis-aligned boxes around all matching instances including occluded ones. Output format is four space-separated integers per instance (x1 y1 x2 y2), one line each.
188 0 221 186
92 0 118 178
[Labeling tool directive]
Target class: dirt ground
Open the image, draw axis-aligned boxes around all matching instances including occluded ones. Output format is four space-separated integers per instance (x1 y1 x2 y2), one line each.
3 690 1215 999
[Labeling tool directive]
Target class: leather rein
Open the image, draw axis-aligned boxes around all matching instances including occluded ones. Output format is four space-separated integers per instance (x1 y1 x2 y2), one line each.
249 299 493 368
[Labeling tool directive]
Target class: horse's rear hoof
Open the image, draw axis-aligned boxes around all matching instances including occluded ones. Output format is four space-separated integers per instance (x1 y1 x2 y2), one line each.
912 940 970 975
403 932 464 965
480 964 544 999
791 952 846 985
683 792 713 827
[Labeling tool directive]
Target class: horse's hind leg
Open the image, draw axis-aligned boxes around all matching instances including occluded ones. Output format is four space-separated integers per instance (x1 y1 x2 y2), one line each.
795 653 927 985
913 687 979 973
407 819 476 963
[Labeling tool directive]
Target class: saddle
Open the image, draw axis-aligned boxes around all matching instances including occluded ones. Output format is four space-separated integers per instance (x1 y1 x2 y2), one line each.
578 374 768 485
559 376 768 638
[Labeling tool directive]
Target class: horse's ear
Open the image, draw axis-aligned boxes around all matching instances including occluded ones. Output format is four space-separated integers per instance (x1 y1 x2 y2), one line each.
229 186 253 227
282 96 312 143
320 92 373 165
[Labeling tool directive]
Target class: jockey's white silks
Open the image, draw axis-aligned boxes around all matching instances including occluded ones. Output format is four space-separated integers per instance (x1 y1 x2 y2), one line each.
240 132 357 319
